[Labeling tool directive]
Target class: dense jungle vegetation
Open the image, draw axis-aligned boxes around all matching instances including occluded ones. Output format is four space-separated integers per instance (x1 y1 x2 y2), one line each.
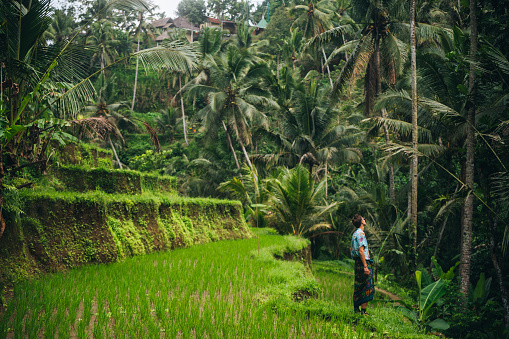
1 0 509 337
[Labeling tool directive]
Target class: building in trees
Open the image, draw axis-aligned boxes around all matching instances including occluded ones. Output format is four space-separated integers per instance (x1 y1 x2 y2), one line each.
152 17 199 43
200 17 222 29
254 16 267 35
200 17 237 35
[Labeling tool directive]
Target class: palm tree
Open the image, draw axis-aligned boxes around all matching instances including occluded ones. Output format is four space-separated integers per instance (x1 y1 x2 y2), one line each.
460 0 478 300
376 26 509 302
155 106 179 143
197 26 228 58
80 0 113 22
259 74 364 190
267 165 336 236
129 9 156 114
410 0 418 255
83 73 131 168
282 28 304 70
86 19 120 72
262 64 300 120
43 9 77 44
219 164 270 228
314 0 446 202
291 0 335 84
188 45 278 174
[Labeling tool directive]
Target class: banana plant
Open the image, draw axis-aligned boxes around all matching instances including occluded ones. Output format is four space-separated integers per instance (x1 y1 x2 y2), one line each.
470 272 492 307
430 256 459 281
396 270 450 331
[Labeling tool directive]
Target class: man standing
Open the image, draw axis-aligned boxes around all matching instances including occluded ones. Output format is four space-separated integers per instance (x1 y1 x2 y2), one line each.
350 214 374 315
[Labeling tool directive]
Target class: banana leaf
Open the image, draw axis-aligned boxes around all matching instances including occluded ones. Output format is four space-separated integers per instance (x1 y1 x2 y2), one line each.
420 279 447 320
427 318 450 330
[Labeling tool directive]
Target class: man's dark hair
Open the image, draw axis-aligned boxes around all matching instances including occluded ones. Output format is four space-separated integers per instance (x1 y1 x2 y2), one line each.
352 214 363 228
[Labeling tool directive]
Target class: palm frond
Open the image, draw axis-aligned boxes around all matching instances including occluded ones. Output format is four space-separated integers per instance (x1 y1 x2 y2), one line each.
323 41 358 67
485 45 509 75
369 117 433 143
137 40 197 74
331 34 374 101
69 116 123 142
141 121 161 153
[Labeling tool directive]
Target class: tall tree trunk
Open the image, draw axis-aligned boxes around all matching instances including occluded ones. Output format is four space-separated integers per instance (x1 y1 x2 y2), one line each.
0 151 5 242
222 121 241 171
238 137 257 181
321 47 333 87
325 159 328 198
488 216 509 327
460 0 477 299
108 135 123 169
484 186 509 327
277 53 280 78
130 29 141 114
179 74 188 145
375 38 395 203
238 137 253 171
342 33 349 61
410 0 418 255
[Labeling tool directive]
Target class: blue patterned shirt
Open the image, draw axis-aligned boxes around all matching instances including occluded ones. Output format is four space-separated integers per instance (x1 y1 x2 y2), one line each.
350 228 370 260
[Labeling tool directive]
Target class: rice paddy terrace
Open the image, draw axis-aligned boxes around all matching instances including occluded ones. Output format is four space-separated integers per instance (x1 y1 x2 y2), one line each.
1 229 436 338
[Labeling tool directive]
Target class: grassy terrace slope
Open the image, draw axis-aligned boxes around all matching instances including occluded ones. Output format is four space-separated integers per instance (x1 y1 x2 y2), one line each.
1 229 434 338
0 190 250 283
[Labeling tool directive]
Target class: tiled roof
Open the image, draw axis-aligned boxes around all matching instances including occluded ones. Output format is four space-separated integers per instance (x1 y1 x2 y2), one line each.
155 31 170 41
151 17 199 31
151 17 172 28
172 17 199 31
207 17 221 24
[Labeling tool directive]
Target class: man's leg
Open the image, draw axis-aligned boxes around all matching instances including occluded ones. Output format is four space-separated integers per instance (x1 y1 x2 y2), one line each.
361 302 368 315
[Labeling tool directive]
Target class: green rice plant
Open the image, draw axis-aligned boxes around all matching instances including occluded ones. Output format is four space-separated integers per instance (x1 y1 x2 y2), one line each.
0 228 432 338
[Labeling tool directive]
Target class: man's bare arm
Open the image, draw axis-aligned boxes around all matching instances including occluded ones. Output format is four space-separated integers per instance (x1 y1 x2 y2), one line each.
358 246 370 275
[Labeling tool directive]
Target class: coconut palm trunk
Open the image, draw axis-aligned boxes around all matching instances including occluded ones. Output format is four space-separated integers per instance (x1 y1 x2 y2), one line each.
410 0 418 255
108 135 123 169
325 158 328 198
238 136 256 180
222 121 241 171
488 217 509 326
460 0 477 300
0 151 5 242
321 47 333 87
485 188 509 327
130 27 141 114
375 38 395 203
179 74 188 145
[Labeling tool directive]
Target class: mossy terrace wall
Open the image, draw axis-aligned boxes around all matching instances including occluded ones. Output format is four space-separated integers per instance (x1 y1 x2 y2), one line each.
54 142 113 169
53 166 177 194
0 192 251 283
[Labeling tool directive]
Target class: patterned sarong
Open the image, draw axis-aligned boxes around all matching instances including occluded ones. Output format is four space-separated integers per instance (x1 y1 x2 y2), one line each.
353 258 375 308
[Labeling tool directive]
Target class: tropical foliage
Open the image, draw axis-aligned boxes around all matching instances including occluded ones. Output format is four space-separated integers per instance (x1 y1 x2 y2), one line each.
1 0 509 336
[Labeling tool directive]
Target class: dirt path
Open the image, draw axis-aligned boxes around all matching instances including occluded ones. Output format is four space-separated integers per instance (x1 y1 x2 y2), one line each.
375 287 402 304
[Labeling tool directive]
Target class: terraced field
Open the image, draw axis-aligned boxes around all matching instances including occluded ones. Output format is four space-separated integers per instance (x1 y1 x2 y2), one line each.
0 229 434 338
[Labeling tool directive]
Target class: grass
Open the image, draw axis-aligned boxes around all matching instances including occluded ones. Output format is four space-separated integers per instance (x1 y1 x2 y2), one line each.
0 229 435 338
